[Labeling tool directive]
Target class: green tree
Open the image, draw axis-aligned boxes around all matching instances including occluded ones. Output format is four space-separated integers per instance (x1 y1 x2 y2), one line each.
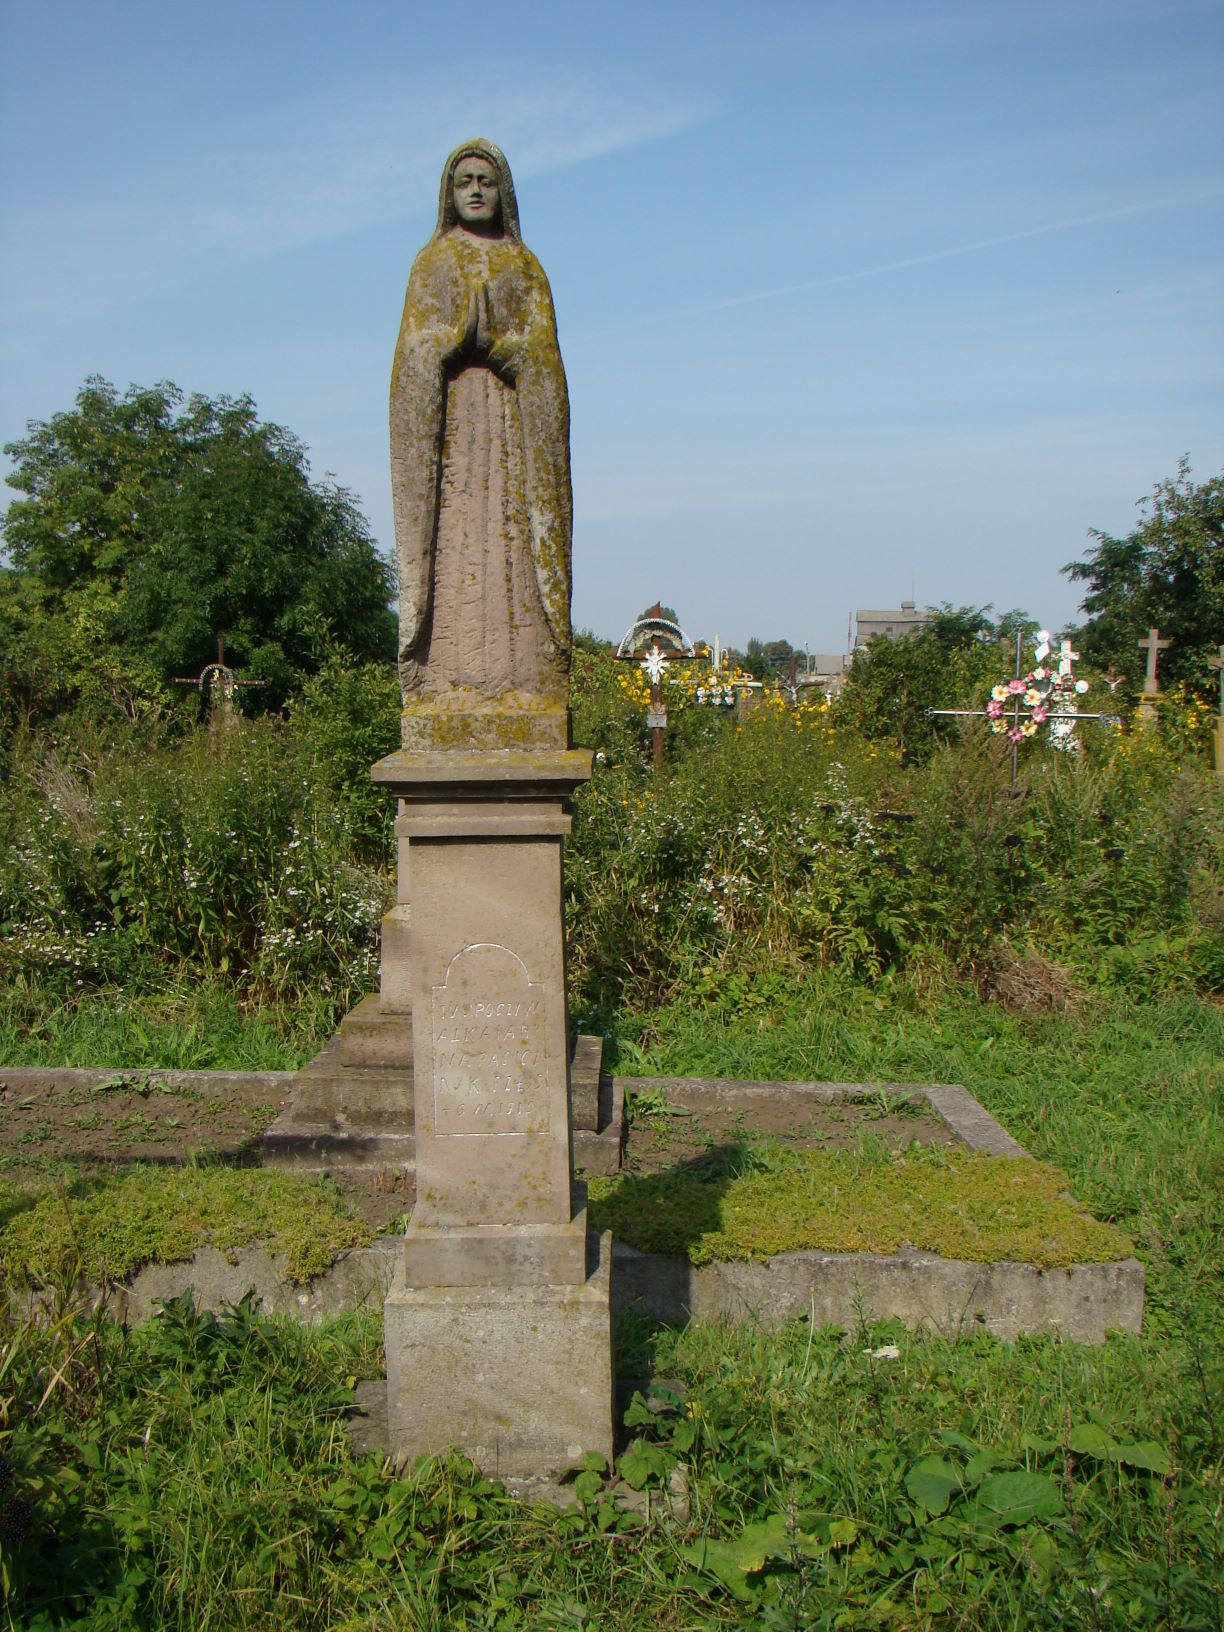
835 611 1020 761
1 377 395 720
1064 459 1223 695
923 603 994 649
742 636 797 681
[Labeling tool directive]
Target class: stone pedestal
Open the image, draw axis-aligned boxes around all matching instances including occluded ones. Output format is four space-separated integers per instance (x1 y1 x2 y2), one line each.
384 1229 613 1476
373 747 613 1479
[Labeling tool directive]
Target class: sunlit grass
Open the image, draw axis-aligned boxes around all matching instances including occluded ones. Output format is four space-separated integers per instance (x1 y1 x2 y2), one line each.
0 979 331 1070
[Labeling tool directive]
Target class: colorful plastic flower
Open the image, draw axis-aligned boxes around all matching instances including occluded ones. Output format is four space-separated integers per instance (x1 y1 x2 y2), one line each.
986 698 1004 718
991 684 1010 702
1007 678 1026 695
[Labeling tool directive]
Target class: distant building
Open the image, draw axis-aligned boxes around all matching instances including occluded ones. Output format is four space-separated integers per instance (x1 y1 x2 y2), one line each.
853 600 927 649
801 653 850 698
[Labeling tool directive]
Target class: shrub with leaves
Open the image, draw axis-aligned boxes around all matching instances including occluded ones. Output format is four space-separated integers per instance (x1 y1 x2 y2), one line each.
0 719 386 1009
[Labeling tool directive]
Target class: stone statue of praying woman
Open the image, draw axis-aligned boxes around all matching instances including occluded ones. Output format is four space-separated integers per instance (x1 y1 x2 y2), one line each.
390 139 572 748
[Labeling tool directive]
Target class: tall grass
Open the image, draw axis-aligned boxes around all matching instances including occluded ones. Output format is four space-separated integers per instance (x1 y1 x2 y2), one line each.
0 982 325 1070
5 1268 1218 1628
2 662 1221 1627
4 976 1220 1630
0 716 386 1011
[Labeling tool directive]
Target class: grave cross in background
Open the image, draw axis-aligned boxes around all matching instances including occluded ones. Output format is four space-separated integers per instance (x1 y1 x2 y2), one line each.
1208 645 1224 778
174 632 264 728
614 604 702 771
929 631 1116 784
1136 627 1170 720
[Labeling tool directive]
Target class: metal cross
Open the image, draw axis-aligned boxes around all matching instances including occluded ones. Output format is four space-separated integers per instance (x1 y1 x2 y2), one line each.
930 632 1117 784
174 632 264 727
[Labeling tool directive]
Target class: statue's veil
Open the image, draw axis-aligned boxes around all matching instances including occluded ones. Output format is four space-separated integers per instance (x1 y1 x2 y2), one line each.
433 138 522 242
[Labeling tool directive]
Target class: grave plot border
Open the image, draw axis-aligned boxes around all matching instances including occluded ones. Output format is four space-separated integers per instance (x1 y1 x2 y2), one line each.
2 1069 1142 1343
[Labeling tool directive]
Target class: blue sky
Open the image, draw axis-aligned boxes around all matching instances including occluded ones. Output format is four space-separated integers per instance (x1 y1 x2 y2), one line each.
2 0 1220 655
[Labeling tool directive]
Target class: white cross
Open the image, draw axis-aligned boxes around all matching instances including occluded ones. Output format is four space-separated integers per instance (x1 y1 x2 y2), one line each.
1057 639 1079 678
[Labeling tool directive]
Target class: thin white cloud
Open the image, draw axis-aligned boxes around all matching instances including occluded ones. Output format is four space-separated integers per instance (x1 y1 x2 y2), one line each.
0 72 703 325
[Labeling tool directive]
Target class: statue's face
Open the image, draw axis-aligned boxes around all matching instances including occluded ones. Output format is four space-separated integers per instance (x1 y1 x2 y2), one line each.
452 155 501 228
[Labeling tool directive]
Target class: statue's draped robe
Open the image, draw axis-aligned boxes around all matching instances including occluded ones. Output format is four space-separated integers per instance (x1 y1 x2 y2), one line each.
390 229 571 704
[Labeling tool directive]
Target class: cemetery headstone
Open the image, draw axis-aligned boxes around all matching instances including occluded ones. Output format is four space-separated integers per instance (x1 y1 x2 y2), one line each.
372 139 612 1479
1137 627 1170 720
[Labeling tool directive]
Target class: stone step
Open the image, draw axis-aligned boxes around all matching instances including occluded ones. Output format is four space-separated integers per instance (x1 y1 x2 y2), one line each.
260 1021 620 1175
260 1127 416 1169
335 992 414 1069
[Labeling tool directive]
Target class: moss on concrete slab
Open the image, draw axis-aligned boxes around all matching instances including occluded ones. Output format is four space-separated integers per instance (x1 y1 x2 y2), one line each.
1 1166 373 1287
588 1146 1134 1269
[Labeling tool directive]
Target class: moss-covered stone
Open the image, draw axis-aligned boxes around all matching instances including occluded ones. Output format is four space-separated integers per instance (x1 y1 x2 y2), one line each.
2 1166 372 1287
588 1147 1134 1269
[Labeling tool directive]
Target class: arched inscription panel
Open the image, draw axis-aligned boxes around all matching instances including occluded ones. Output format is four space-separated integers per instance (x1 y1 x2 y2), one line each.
430 943 549 1135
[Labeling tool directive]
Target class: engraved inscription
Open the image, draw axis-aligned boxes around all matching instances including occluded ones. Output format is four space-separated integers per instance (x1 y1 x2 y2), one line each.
431 943 549 1135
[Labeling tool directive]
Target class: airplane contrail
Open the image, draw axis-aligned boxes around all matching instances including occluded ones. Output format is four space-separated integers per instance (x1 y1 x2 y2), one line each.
568 188 1219 341
701 192 1219 313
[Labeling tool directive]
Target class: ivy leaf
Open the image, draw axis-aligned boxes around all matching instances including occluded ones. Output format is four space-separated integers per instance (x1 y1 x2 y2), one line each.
671 1416 698 1453
622 1392 658 1429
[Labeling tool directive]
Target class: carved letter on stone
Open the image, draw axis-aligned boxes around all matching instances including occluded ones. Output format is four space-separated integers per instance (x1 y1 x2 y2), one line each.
430 943 549 1136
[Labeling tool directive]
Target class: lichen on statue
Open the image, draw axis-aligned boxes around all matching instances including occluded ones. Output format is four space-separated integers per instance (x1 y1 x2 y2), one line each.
390 139 572 751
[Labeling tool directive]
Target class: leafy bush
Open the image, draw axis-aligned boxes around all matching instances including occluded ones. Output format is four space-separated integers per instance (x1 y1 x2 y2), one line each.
565 688 1224 1015
293 656 400 866
0 718 386 1010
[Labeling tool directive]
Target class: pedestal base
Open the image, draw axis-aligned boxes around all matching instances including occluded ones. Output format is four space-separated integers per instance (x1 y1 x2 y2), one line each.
384 1230 613 1480
403 1205 589 1287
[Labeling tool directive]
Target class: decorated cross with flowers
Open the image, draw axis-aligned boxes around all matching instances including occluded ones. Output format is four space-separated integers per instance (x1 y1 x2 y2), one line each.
983 631 1091 747
931 630 1117 782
